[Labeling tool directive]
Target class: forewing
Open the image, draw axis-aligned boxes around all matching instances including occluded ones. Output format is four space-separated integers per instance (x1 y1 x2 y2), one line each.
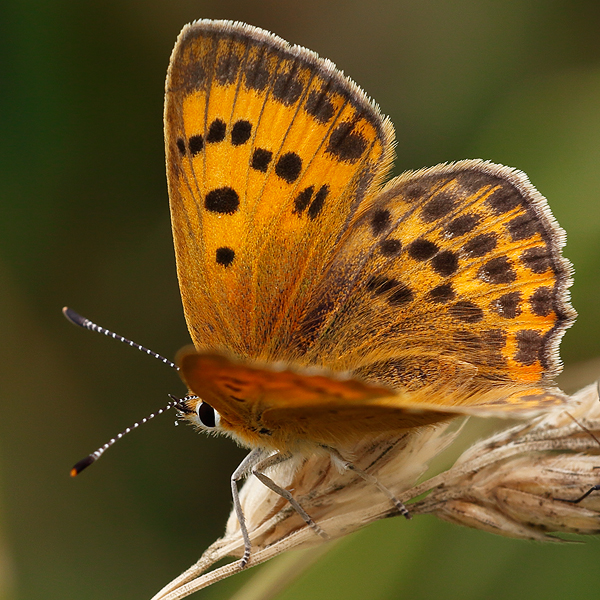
165 20 394 358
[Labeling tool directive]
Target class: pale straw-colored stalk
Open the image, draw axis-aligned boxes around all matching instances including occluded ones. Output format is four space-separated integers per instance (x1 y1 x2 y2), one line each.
151 381 600 600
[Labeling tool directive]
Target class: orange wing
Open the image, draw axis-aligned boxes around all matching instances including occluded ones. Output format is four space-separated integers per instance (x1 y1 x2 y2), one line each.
164 20 394 359
290 161 576 405
178 349 567 451
165 22 575 430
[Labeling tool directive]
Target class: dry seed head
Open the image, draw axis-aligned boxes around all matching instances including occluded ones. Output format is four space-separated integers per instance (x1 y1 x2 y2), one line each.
152 383 600 600
412 382 600 539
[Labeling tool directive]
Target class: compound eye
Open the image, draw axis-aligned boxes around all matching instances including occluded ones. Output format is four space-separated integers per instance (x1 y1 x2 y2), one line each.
196 402 220 428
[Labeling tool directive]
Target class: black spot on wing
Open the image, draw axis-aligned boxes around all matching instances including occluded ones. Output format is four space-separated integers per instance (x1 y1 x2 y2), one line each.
366 275 398 294
486 185 522 214
445 214 480 237
463 233 497 258
231 120 252 146
431 251 458 276
215 247 235 267
530 287 553 317
293 186 314 215
251 148 273 172
521 246 552 274
308 185 329 219
273 71 303 105
189 135 204 155
421 191 456 222
507 212 540 241
326 121 367 162
206 119 226 143
515 330 542 366
379 239 402 256
275 152 302 183
296 299 336 349
403 183 427 202
478 257 516 284
491 292 522 318
370 209 391 236
366 276 414 307
205 187 239 214
388 283 414 306
408 239 438 261
305 89 335 123
429 283 455 303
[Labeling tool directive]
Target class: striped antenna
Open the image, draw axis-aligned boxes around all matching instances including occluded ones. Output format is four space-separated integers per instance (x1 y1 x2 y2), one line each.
70 395 197 476
62 307 178 370
63 307 197 475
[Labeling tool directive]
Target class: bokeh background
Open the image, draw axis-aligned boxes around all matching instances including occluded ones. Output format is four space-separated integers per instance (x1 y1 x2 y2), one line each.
2 1 600 599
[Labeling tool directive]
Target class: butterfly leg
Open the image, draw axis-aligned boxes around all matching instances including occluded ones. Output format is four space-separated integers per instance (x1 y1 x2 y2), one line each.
323 445 411 519
556 484 600 504
252 452 330 542
231 447 266 568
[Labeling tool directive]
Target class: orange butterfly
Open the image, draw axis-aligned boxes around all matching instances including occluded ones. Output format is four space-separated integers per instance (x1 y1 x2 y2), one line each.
81 18 578 570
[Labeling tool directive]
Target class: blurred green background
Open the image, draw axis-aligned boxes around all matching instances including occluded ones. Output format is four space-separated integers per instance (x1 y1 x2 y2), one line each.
2 0 600 599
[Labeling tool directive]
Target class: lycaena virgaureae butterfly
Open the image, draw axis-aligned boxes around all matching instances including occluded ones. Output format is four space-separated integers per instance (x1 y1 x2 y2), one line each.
69 18 576 583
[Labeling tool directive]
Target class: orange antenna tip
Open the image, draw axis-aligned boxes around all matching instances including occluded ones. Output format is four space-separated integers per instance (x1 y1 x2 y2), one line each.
70 454 97 477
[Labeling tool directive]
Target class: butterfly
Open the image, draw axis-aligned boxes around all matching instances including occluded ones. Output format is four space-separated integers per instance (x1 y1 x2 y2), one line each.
162 19 575 566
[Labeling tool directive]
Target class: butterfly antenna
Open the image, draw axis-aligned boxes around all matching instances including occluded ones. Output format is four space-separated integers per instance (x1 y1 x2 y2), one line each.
70 394 197 477
62 307 178 370
63 307 198 476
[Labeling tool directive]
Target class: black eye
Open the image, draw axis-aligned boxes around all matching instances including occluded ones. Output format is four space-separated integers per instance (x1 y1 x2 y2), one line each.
197 402 219 428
